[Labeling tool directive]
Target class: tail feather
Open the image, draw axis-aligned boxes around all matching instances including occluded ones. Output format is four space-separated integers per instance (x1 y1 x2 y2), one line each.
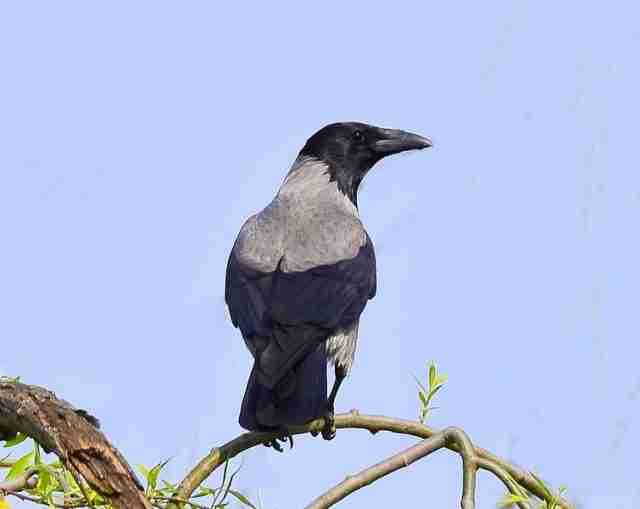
239 343 327 431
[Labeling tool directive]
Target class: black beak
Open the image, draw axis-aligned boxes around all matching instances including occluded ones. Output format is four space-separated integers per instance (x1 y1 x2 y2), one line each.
373 128 432 156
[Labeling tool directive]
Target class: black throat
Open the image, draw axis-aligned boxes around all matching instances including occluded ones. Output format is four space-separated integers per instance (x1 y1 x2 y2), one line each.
323 161 362 207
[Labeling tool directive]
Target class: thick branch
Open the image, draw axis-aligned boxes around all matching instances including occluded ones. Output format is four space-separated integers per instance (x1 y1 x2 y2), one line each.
0 381 151 509
168 411 572 509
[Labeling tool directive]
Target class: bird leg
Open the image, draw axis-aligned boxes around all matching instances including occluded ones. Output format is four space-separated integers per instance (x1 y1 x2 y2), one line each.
321 365 347 440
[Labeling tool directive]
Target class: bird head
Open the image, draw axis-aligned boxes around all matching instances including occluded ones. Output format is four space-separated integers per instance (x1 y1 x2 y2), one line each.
299 122 431 206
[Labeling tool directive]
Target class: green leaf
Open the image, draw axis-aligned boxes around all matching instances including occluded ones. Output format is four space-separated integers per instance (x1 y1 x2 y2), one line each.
34 442 42 465
160 479 178 495
498 493 530 508
228 489 257 508
195 486 216 497
428 363 436 388
5 451 34 480
147 458 170 492
137 464 151 480
87 490 99 504
418 390 428 407
3 433 27 448
429 384 444 398
218 463 242 505
35 467 52 497
412 374 427 395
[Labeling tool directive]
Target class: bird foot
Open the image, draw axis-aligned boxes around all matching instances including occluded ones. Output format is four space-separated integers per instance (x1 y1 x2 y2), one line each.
321 411 336 441
263 432 293 452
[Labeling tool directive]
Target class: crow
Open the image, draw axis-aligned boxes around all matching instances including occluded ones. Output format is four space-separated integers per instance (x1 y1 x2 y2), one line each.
225 122 431 444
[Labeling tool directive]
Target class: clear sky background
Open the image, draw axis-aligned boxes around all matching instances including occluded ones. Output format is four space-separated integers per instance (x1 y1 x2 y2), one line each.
1 1 639 508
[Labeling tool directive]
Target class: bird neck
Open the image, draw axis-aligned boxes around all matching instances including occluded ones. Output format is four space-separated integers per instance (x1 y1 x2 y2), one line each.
288 155 360 208
281 156 360 215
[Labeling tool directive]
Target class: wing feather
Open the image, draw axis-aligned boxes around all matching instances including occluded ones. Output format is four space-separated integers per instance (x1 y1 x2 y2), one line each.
225 235 376 387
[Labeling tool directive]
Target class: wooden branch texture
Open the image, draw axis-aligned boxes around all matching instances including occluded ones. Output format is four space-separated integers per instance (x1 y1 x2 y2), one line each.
167 411 573 509
0 381 572 509
0 381 151 509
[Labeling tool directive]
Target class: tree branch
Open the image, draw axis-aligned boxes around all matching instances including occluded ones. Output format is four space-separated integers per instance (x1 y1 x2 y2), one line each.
0 381 152 509
168 410 573 509
0 466 38 495
305 427 477 509
0 381 572 509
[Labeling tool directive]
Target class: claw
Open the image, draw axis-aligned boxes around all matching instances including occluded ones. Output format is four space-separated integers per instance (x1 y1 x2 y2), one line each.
276 435 294 449
263 431 293 452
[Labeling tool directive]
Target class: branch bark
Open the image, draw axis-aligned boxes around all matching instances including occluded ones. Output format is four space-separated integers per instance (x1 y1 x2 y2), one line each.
0 381 151 509
305 427 477 509
167 410 573 509
0 381 571 509
0 467 38 495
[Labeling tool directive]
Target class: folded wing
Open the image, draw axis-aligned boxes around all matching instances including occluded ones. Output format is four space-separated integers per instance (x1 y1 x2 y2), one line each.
225 234 376 389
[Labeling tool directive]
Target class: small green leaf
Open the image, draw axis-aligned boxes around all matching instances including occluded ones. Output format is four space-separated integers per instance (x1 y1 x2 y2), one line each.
412 374 427 394
34 442 42 465
429 384 444 398
195 486 216 497
147 459 169 492
428 363 436 388
137 464 150 480
35 467 52 497
3 433 28 448
160 479 177 495
6 451 34 480
498 493 530 508
228 489 257 508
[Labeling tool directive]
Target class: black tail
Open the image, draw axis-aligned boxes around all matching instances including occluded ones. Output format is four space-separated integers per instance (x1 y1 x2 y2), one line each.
239 343 327 431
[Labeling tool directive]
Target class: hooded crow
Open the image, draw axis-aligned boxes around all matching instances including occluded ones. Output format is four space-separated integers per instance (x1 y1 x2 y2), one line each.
225 122 431 441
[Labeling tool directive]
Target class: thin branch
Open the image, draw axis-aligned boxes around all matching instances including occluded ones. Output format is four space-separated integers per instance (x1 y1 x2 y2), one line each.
0 381 152 509
305 427 478 509
167 411 573 509
150 496 211 509
5 491 89 508
0 466 38 494
444 427 477 509
476 458 531 509
51 466 74 506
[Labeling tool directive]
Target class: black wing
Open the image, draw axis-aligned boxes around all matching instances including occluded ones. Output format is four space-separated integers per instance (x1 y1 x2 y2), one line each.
225 235 376 388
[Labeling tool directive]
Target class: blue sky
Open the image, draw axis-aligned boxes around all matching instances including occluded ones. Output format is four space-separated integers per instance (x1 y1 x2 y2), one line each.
1 1 639 507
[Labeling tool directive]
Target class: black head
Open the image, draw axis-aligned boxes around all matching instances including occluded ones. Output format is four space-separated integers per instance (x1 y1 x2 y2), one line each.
299 122 431 206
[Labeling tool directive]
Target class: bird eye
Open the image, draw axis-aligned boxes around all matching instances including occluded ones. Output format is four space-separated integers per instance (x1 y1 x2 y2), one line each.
352 130 365 142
